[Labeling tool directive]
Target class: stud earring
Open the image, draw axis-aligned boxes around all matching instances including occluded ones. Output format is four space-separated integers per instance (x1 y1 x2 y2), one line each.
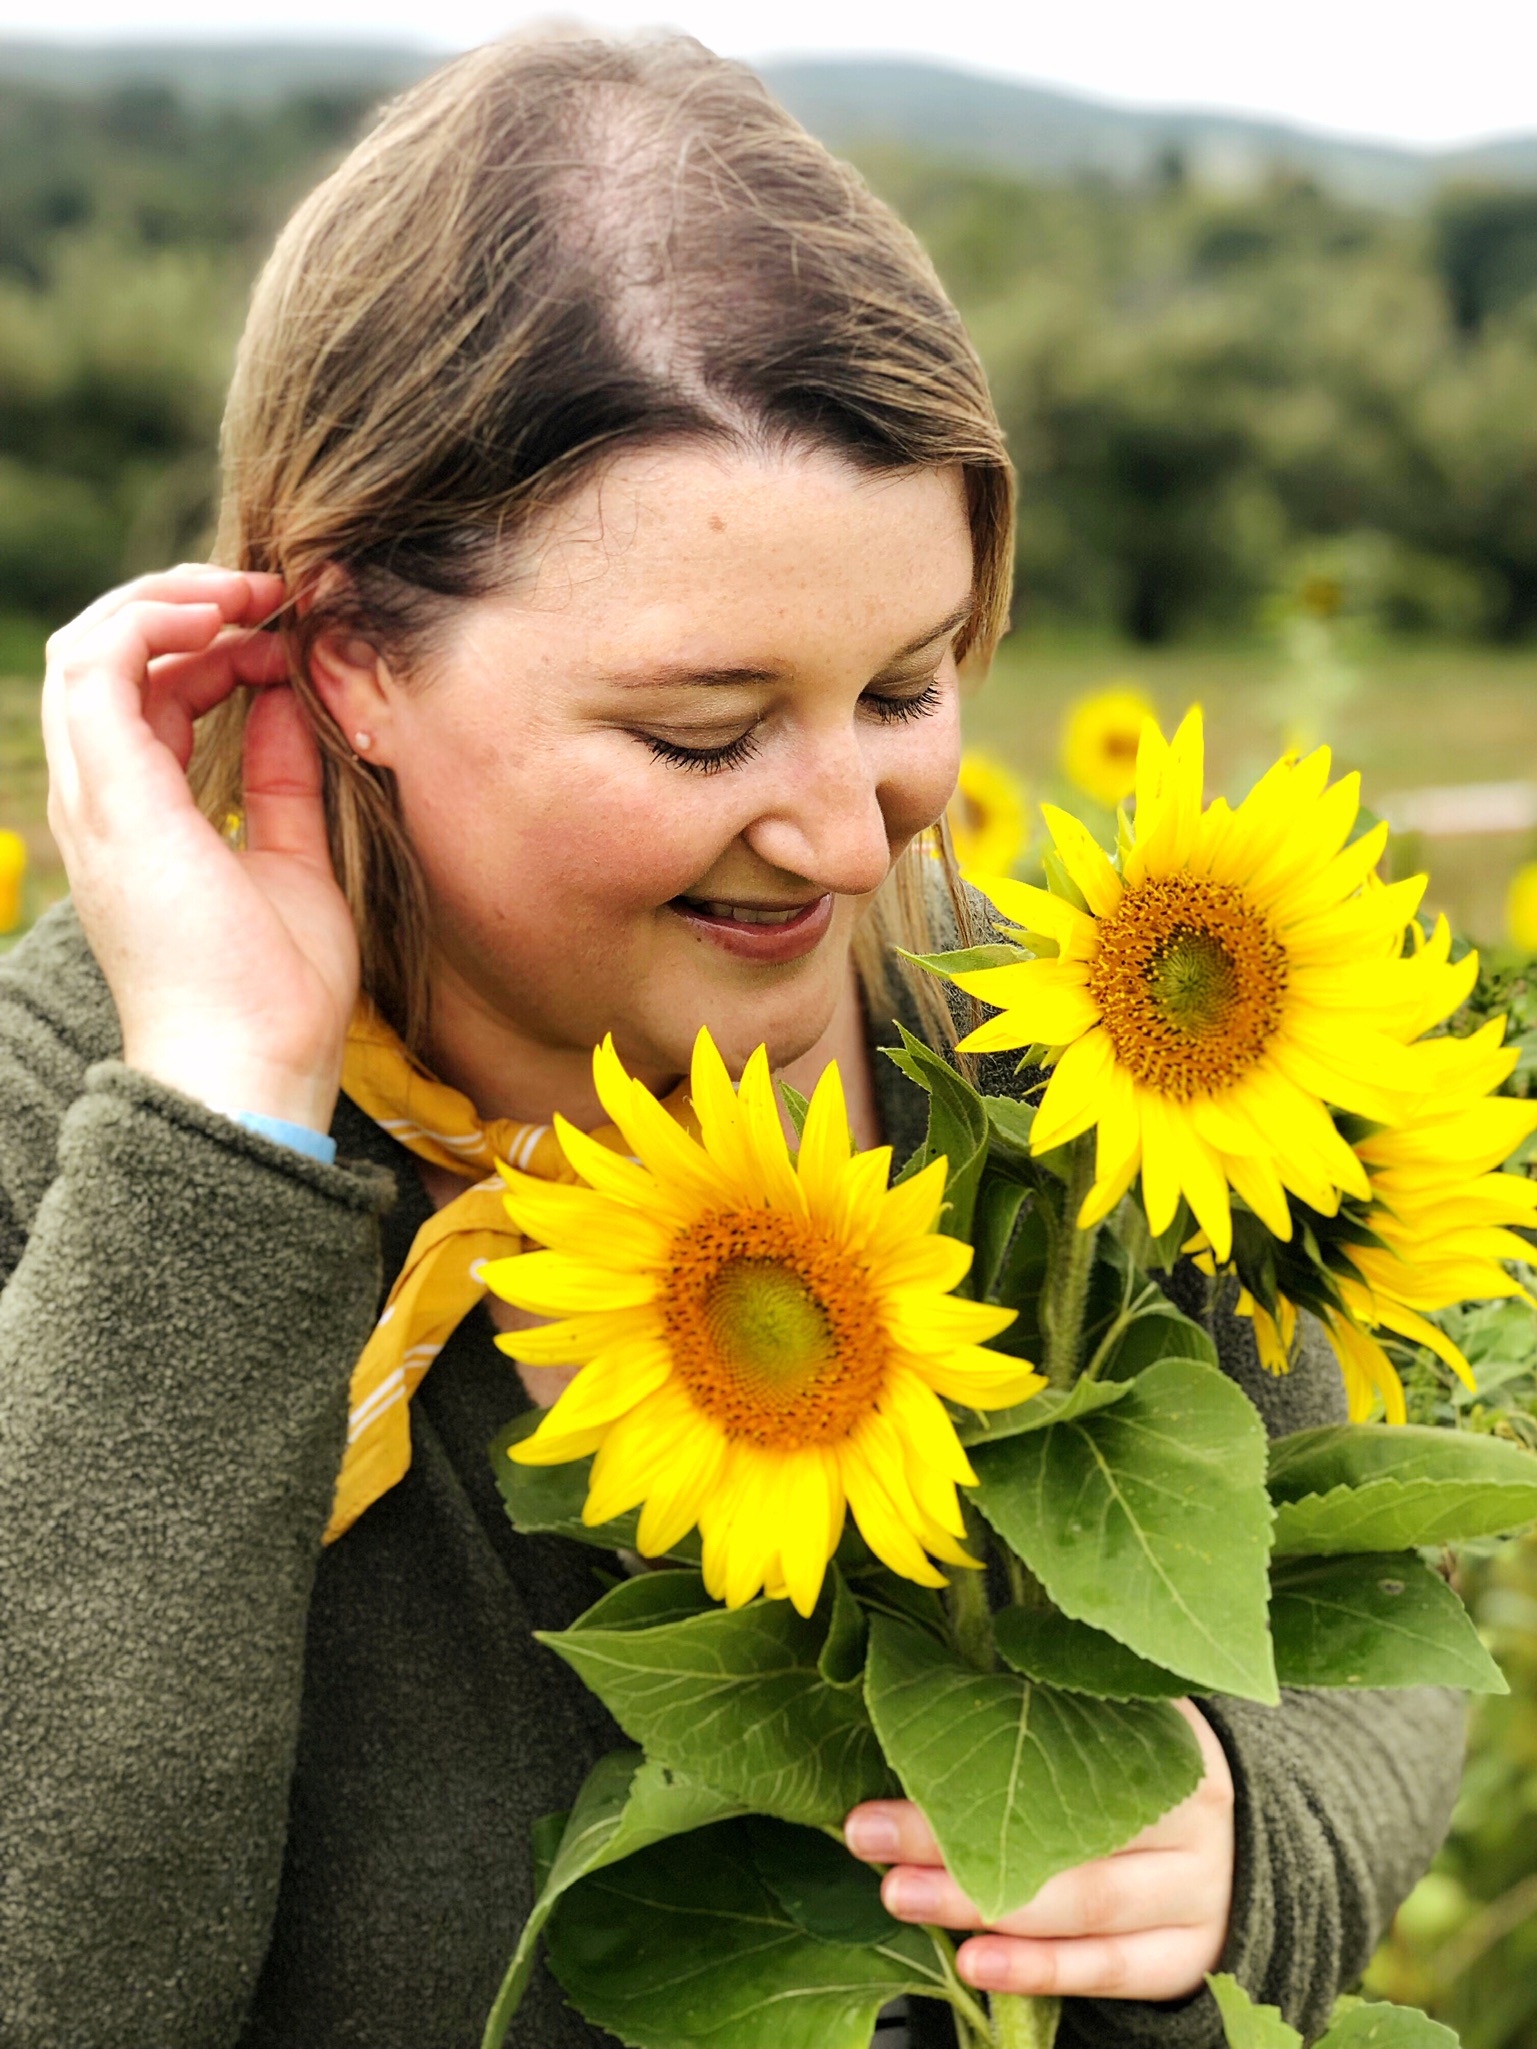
353 731 372 753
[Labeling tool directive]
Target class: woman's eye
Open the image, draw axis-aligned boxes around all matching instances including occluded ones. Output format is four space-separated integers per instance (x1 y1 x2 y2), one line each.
862 678 945 723
643 728 762 775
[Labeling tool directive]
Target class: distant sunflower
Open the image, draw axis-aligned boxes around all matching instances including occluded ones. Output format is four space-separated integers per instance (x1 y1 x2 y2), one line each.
946 749 1028 877
942 709 1476 1264
485 1030 1041 1616
0 828 24 935
1061 685 1155 808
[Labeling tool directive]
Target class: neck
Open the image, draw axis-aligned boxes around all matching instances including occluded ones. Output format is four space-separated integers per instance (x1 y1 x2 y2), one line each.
418 952 881 1148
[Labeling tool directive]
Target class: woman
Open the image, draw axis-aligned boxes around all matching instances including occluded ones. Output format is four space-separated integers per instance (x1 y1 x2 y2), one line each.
0 31 1461 2049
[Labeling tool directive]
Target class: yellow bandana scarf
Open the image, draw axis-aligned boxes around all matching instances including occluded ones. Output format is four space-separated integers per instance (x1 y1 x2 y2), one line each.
326 999 693 1544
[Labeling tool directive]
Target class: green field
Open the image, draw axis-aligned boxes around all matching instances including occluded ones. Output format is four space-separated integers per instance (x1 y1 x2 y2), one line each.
977 635 1537 944
5 632 1536 943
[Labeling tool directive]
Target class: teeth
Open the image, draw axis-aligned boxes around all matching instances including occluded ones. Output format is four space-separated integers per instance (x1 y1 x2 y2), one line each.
691 899 805 926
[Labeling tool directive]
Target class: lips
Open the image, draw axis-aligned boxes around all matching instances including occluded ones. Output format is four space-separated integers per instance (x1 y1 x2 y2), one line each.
666 892 835 963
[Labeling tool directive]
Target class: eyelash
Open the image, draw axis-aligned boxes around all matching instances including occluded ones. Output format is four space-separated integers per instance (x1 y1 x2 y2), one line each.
643 679 946 775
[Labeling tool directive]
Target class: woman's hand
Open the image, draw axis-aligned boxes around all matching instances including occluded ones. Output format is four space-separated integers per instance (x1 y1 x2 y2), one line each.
844 1699 1235 2002
41 565 360 1132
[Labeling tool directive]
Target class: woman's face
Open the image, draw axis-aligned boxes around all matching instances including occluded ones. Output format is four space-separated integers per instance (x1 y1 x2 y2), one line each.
327 443 973 1087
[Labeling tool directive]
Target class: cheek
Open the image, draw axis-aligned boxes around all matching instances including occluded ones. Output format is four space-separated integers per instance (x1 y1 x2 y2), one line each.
883 703 964 842
405 734 744 918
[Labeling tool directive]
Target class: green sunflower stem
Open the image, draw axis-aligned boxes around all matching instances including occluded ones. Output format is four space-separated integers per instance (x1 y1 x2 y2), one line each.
1043 1137 1100 1388
947 1502 998 1672
991 1992 1063 2049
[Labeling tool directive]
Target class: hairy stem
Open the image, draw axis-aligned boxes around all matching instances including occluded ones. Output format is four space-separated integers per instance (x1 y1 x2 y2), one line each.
946 1525 998 1674
991 1992 1063 2048
1043 1137 1100 1388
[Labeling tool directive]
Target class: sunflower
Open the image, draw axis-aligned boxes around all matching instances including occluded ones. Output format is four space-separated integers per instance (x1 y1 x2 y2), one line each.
942 709 1477 1265
1061 685 1155 808
1508 861 1537 951
1234 1021 1537 1421
0 827 25 934
484 1030 1041 1616
946 749 1028 878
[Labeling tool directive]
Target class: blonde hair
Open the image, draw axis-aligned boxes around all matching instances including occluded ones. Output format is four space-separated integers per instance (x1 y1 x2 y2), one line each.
195 30 1012 1055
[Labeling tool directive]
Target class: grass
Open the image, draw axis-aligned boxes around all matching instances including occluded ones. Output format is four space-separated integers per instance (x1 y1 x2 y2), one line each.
4 631 1537 939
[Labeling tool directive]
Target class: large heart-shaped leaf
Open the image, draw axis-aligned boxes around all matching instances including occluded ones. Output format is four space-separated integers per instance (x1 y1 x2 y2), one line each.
482 1750 743 2045
538 1579 894 1827
994 1606 1190 1700
864 1614 1203 1921
1270 1553 1507 1694
543 1818 956 2049
1269 1424 1537 1555
971 1356 1278 1702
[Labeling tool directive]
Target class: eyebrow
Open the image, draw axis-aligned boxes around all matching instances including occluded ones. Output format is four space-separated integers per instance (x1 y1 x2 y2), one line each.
597 598 976 690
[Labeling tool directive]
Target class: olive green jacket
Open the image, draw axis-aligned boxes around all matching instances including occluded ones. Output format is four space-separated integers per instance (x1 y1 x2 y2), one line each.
0 903 1464 2049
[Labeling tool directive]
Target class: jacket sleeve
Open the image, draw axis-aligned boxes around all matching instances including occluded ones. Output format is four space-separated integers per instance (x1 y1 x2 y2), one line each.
0 907 395 2049
1060 1285 1467 2049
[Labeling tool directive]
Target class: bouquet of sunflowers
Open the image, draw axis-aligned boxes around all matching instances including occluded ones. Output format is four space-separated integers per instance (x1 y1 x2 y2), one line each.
480 711 1537 2049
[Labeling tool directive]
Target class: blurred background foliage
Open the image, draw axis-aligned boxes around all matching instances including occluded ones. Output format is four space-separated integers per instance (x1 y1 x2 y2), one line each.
4 52 1537 2037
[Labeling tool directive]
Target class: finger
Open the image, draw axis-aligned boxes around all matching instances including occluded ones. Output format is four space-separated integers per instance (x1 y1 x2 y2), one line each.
59 603 231 834
143 629 293 766
956 1923 1223 2002
51 567 285 651
844 1802 942 1869
242 685 333 869
883 1849 1220 1939
1092 1702 1234 1858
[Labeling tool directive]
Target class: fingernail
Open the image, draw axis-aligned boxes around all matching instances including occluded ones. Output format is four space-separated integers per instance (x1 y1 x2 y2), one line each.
844 1813 900 1860
960 1940 1015 1990
885 1869 942 1917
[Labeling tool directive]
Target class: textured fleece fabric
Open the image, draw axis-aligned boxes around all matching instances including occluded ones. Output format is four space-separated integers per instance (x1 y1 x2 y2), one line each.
0 901 1465 2049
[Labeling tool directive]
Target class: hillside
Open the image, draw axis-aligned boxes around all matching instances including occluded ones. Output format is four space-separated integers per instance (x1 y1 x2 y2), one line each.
0 40 1534 201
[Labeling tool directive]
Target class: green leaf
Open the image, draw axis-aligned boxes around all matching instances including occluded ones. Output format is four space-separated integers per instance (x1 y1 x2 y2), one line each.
490 1412 703 1563
778 1080 811 1141
994 1605 1190 1700
1270 1553 1508 1694
897 942 1032 977
954 1374 1133 1446
482 1750 744 2044
863 1614 1203 1921
1208 1973 1302 2049
971 1356 1279 1702
1083 1233 1219 1380
538 1591 895 1828
1268 1424 1537 1555
981 1094 1040 1163
1318 2004 1462 2047
742 1815 899 1945
972 1174 1031 1301
543 1818 953 2049
886 1025 991 1245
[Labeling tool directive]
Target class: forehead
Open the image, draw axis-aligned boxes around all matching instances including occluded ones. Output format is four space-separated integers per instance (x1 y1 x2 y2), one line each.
484 442 975 666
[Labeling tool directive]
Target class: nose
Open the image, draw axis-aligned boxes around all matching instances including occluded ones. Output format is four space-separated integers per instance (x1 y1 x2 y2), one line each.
742 731 895 900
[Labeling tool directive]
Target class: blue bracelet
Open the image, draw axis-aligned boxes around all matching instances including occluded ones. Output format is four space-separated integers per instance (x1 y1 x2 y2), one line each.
216 1106 339 1166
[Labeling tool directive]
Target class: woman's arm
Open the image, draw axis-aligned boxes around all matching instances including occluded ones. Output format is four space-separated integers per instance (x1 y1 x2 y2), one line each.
0 910 394 2048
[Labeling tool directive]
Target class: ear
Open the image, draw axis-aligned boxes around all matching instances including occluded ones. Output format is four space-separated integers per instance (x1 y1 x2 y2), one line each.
308 624 400 764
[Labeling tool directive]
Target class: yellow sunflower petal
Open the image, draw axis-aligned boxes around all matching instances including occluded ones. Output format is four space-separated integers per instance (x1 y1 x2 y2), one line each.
1041 805 1124 917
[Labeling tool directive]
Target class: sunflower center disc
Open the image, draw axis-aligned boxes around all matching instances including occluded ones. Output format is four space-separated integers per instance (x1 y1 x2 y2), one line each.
1088 874 1287 1098
662 1210 888 1447
703 1260 835 1388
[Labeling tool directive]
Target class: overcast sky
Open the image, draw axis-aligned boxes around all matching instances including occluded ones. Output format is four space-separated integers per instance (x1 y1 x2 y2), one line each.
1 0 1535 150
